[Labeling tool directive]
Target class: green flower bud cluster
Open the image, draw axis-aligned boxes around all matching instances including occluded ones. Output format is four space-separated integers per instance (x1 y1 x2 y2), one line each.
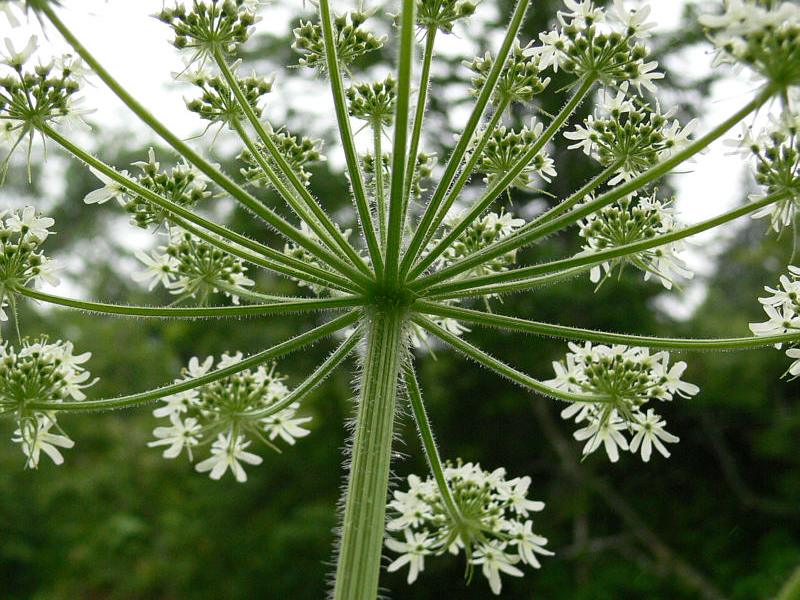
149 354 311 483
416 0 476 34
184 68 272 125
126 148 211 229
0 207 58 317
439 211 526 280
1 336 94 468
409 151 436 201
578 191 692 289
156 0 259 65
292 11 385 73
346 75 397 126
476 120 555 188
239 128 324 189
134 227 253 304
565 86 697 185
464 43 550 106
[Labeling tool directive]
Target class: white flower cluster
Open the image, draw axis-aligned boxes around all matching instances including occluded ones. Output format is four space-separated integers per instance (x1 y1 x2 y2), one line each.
0 336 94 468
149 354 311 482
476 120 557 188
547 342 698 462
84 147 210 229
728 113 800 233
565 84 697 185
578 191 693 289
526 0 661 92
385 462 552 595
0 206 59 320
700 0 800 88
134 227 254 304
749 265 800 378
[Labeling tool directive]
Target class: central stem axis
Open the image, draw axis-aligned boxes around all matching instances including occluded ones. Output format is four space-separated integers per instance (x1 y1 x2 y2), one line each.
333 308 407 600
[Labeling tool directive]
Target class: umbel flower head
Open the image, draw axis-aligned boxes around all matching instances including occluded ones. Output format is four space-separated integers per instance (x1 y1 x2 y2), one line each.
464 42 551 107
526 0 662 91
346 75 397 126
183 63 273 127
84 147 210 229
292 10 385 73
0 336 94 468
385 461 552 595
415 0 476 34
565 84 698 185
0 206 59 320
156 0 261 67
134 226 254 304
547 342 698 462
475 120 556 189
733 112 800 232
700 0 800 89
578 190 693 290
750 265 800 378
239 127 324 189
149 354 311 482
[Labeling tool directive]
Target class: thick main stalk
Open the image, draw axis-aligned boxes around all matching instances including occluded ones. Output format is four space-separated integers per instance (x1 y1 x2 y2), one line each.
334 309 406 600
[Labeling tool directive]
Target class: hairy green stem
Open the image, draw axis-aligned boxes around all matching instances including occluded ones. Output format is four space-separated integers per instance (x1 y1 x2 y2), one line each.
416 301 800 350
422 188 791 297
413 316 606 404
216 53 372 278
403 363 463 523
400 0 530 277
384 0 417 284
40 4 347 261
334 309 406 600
402 25 437 214
373 123 387 249
410 85 776 291
18 287 363 319
426 267 591 301
318 0 384 278
409 76 595 279
28 310 361 412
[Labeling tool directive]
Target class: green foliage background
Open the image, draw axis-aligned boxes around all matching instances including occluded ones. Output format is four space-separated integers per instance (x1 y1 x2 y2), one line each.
0 1 798 598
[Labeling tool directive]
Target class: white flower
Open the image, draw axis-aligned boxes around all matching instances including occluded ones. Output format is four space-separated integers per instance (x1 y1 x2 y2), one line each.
132 249 178 290
496 476 545 516
629 409 679 462
84 167 130 205
0 2 23 27
1 35 37 67
471 541 524 595
187 355 214 377
261 402 312 445
652 359 700 399
148 413 201 459
153 390 199 418
5 206 55 241
506 520 554 568
12 415 75 469
574 411 630 462
610 0 656 38
786 347 800 378
385 530 434 584
195 433 263 482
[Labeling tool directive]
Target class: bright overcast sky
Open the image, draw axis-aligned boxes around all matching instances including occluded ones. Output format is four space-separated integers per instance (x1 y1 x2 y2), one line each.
1 0 776 315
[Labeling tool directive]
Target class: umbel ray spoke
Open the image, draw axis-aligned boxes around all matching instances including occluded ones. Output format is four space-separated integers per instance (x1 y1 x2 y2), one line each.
412 315 608 405
415 301 800 351
27 310 361 412
18 287 364 319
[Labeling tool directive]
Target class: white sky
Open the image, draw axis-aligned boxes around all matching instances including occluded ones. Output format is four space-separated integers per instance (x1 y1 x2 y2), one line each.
1 0 778 317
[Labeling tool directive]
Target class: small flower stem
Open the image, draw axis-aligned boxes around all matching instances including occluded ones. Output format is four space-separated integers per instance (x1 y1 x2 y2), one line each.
334 308 406 600
403 363 463 524
410 84 777 291
415 300 800 351
215 53 372 279
27 310 361 412
412 315 607 405
402 25 437 210
400 0 530 278
421 187 792 297
414 97 511 260
244 328 361 419
39 3 348 263
384 0 417 284
41 125 361 294
17 287 364 319
317 0 384 279
408 76 595 280
373 123 387 249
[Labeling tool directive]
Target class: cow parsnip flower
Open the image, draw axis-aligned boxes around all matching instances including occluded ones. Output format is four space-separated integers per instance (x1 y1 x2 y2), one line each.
750 265 800 377
239 128 324 189
416 0 475 34
149 354 310 482
385 462 552 595
292 10 385 73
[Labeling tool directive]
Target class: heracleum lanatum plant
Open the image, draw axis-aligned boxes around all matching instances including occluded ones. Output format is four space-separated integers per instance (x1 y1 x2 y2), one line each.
0 0 799 596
